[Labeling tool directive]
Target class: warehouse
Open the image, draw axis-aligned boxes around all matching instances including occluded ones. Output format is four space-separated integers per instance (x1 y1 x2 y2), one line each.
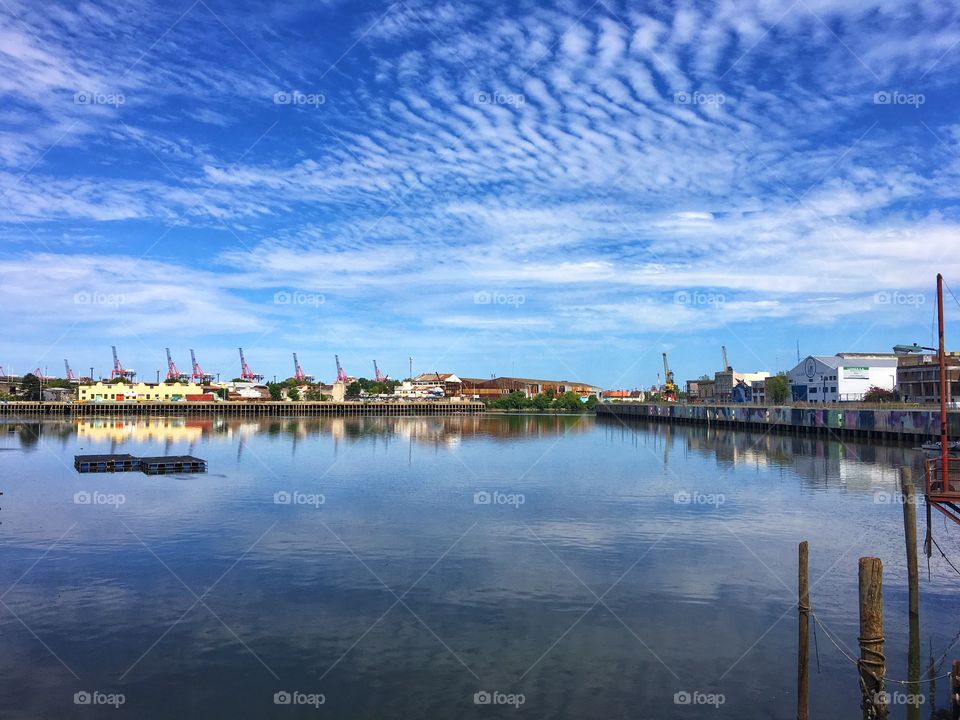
787 353 897 403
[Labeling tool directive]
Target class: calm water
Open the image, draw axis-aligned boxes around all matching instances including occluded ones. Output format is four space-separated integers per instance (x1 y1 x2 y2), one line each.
1 413 958 719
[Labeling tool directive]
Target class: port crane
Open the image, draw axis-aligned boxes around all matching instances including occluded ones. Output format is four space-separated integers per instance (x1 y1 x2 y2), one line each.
189 350 214 383
165 348 189 381
110 346 136 380
373 360 388 383
335 355 349 383
64 359 78 383
238 348 264 382
721 345 732 372
293 353 314 382
661 352 677 401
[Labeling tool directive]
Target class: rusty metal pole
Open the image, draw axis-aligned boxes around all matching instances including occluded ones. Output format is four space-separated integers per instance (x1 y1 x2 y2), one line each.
858 557 887 720
903 467 922 720
798 541 810 720
901 468 919 619
938 274 949 490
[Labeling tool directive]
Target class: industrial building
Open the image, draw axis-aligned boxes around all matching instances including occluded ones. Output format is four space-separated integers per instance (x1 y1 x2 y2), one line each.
714 369 770 402
787 353 898 402
461 377 602 399
78 382 202 403
896 352 960 404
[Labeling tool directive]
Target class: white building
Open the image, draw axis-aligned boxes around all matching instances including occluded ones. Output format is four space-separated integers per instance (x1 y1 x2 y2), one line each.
787 353 898 402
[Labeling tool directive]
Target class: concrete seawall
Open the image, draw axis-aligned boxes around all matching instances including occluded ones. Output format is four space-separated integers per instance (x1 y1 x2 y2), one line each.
0 401 486 416
596 403 960 441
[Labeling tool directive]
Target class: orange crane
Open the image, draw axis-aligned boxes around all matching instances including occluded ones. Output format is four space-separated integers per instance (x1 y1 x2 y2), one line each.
661 352 677 402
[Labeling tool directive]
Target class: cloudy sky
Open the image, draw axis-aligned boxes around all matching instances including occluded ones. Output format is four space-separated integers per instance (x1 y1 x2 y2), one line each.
1 0 959 386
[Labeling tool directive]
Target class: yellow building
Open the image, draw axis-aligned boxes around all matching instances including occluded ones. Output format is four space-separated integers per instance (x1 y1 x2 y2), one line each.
78 382 202 402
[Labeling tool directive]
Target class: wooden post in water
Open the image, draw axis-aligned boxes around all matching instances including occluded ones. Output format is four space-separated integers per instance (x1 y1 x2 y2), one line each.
901 468 919 619
858 557 887 720
798 541 810 720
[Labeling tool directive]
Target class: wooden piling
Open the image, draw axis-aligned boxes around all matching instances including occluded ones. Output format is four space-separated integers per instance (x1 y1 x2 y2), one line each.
798 541 809 720
858 557 887 720
951 661 960 719
900 468 919 619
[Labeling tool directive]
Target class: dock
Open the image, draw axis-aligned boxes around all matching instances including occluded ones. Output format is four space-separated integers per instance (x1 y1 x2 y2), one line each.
1 400 486 417
74 454 141 473
597 402 960 442
139 456 207 475
74 453 207 474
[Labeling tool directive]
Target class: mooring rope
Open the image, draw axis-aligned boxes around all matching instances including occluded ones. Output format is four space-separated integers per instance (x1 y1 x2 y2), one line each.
809 613 953 685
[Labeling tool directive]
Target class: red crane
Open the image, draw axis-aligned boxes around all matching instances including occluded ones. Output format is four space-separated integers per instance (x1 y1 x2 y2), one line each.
33 367 45 380
238 347 264 382
374 360 388 382
190 349 213 383
292 353 314 382
64 359 77 382
110 346 135 380
165 348 185 381
335 355 349 383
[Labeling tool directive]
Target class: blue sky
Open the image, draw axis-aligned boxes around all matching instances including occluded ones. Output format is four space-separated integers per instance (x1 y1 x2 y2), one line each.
1 0 959 387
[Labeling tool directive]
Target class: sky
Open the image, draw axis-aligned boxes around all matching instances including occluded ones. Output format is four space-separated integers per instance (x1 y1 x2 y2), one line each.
1 0 959 387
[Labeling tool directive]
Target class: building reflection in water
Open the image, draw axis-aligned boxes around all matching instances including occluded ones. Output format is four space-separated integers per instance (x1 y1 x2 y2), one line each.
598 415 920 492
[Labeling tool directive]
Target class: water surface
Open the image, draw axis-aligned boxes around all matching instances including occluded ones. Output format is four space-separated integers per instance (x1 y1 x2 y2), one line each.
0 414 957 718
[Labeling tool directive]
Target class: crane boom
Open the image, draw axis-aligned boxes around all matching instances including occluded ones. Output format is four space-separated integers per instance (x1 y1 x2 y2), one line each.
238 347 264 382
165 348 183 380
335 355 349 383
292 353 313 382
189 349 213 384
661 352 676 401
64 359 77 382
721 345 731 372
110 346 135 380
373 360 388 382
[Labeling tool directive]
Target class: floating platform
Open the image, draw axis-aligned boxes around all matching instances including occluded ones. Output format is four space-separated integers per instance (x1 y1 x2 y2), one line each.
74 453 206 474
74 454 140 473
139 455 207 475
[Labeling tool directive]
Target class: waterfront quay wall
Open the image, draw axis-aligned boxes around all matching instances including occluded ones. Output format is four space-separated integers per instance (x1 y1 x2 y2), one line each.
596 403 960 441
0 401 486 417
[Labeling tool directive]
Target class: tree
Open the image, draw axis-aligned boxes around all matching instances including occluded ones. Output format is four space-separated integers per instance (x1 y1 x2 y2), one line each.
767 372 790 405
305 387 327 401
553 391 584 411
288 387 300 401
267 383 283 401
346 381 363 399
21 373 41 400
863 385 896 403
